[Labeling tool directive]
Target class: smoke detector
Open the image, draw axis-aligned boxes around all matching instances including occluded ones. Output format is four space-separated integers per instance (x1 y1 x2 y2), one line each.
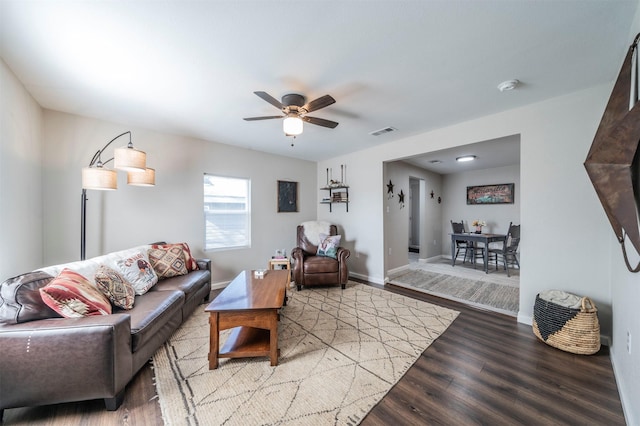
497 79 520 92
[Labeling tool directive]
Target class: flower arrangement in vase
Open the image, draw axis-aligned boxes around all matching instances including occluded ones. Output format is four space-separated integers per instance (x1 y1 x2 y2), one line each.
471 220 487 233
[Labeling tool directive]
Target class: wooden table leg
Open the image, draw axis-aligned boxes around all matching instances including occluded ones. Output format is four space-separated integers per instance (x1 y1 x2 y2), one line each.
209 312 219 370
269 311 278 366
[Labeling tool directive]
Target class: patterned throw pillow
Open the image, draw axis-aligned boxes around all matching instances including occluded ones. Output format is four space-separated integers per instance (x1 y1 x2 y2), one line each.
148 246 188 279
39 269 111 318
151 242 198 271
95 265 135 310
317 233 341 259
115 250 158 295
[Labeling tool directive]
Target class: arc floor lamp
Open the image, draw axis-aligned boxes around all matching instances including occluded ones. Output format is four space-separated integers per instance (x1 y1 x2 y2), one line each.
81 131 155 260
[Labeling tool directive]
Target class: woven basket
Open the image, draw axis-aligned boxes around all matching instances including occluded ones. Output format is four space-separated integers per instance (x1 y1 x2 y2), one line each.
532 292 601 355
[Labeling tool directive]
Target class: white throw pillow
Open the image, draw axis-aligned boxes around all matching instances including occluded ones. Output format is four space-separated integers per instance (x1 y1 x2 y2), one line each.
114 250 158 295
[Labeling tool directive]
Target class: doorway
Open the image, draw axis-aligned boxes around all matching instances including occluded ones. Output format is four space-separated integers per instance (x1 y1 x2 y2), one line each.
408 177 425 263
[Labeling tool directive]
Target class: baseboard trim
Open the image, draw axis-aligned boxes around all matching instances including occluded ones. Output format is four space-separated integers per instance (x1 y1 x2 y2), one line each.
419 255 444 264
386 264 410 276
349 272 384 285
517 313 532 326
609 346 634 426
211 280 230 290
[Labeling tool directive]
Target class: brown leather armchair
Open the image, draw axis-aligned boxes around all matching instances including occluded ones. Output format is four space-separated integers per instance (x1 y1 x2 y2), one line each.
291 223 350 290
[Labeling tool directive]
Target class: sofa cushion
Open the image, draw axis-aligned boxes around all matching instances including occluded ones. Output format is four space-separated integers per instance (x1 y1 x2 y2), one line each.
317 233 341 259
0 271 60 324
40 269 112 317
151 270 210 301
115 250 158 295
151 242 198 271
148 247 188 279
126 290 184 353
95 265 135 310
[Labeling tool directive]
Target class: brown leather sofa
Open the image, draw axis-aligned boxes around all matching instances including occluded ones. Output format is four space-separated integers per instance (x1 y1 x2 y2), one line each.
0 246 211 419
292 223 350 290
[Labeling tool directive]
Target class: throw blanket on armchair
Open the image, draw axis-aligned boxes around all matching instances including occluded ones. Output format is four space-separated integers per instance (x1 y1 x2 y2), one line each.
301 220 331 245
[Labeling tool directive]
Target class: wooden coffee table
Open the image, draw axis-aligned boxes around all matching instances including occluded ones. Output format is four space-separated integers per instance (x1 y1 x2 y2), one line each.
206 269 289 369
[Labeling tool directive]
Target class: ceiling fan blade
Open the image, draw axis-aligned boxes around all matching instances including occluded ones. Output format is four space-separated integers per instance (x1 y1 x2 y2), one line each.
302 116 339 128
302 95 335 113
243 115 283 121
254 91 284 110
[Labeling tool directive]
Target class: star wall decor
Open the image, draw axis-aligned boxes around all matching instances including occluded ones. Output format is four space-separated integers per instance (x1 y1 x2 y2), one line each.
387 180 394 199
430 190 434 198
584 32 640 272
398 189 405 208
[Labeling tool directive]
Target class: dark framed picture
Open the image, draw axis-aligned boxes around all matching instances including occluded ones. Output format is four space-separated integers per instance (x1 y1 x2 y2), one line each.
467 183 515 205
277 180 298 212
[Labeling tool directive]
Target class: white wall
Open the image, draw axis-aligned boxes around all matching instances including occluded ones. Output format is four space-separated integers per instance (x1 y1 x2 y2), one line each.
316 155 382 281
610 241 640 426
41 111 317 285
607 9 640 426
441 164 521 256
0 59 43 279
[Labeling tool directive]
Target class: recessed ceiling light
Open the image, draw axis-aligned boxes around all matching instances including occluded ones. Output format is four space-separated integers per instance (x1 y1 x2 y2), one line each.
497 79 520 92
429 160 442 164
456 155 476 162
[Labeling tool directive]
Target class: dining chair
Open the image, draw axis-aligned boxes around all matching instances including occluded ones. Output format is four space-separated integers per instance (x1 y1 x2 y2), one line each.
488 222 521 276
471 242 487 270
450 220 472 264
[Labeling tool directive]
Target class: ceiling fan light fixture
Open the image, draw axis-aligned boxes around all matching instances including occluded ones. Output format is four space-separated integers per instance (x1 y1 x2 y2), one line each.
283 114 303 136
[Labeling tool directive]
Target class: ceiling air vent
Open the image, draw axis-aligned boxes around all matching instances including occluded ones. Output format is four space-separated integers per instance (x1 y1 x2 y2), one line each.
369 126 397 136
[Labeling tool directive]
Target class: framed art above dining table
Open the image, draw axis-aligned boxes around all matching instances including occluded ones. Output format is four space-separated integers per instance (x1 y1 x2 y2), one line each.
467 183 514 205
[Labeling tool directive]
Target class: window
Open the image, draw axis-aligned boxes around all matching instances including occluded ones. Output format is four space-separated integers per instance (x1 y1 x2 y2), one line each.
204 174 251 251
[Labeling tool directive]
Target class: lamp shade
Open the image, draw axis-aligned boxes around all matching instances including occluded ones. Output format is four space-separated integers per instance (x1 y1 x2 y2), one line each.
82 167 117 190
283 115 303 136
114 146 146 171
127 168 155 186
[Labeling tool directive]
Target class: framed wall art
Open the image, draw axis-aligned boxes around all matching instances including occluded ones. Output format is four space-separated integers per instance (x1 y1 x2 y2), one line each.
467 183 514 205
277 180 298 212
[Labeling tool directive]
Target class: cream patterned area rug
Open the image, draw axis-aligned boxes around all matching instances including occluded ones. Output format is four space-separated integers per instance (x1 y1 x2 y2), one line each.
152 282 458 426
389 263 519 316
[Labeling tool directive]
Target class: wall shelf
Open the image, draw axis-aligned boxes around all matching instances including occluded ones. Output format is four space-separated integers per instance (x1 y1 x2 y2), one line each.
320 186 349 212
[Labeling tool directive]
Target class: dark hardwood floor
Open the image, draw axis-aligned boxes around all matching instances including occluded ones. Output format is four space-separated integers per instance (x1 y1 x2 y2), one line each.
3 284 625 425
363 284 625 426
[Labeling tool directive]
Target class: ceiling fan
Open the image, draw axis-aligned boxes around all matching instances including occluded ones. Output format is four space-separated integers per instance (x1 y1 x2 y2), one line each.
243 91 339 137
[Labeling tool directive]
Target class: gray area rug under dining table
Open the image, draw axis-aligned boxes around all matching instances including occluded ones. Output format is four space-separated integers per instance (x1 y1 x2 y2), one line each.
388 268 519 316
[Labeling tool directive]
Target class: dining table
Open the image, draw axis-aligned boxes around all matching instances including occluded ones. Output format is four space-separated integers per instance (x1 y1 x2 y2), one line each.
450 232 508 273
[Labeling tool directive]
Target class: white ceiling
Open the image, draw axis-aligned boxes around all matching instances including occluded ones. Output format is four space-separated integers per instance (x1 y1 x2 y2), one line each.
0 1 636 165
400 134 520 175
